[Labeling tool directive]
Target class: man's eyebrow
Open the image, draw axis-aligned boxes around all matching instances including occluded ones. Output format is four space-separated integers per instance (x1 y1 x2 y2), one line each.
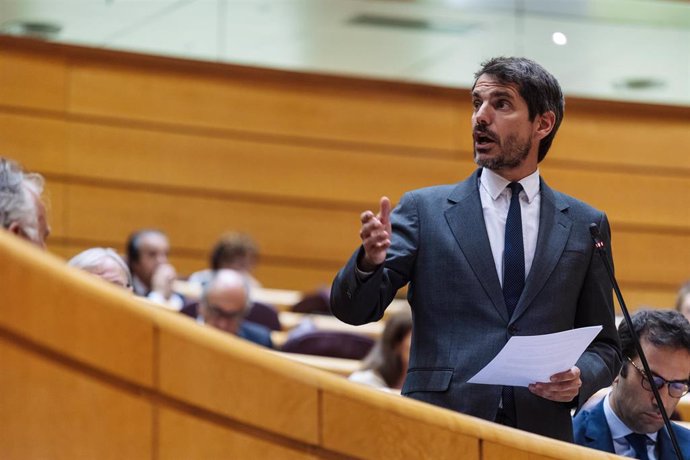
471 89 515 99
648 368 687 383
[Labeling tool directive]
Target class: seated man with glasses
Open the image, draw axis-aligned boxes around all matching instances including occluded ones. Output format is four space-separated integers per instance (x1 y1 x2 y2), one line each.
197 269 273 349
573 309 690 459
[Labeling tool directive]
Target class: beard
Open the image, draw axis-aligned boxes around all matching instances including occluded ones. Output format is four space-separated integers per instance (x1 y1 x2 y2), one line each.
474 131 531 171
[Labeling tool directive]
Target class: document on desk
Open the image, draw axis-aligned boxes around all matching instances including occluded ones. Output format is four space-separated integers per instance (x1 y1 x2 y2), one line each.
467 325 603 387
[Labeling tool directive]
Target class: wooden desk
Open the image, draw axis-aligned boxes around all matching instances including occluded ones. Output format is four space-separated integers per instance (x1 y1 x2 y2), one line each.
269 351 360 377
279 311 384 339
252 287 303 310
173 280 303 311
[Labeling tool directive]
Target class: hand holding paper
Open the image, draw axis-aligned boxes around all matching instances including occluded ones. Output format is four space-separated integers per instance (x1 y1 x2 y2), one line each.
467 325 602 387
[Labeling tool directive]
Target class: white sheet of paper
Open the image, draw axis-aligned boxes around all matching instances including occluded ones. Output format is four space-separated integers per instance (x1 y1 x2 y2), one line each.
467 325 603 387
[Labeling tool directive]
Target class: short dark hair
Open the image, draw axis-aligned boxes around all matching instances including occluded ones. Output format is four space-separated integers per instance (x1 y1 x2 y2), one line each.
618 309 690 378
361 311 413 388
472 56 565 162
126 229 165 267
209 232 259 271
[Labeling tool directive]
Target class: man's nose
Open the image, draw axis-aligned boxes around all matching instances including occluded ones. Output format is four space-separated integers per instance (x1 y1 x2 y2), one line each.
654 390 675 415
474 104 492 126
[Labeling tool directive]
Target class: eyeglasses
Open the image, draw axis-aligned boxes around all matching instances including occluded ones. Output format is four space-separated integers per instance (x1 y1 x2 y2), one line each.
204 304 244 321
627 357 690 398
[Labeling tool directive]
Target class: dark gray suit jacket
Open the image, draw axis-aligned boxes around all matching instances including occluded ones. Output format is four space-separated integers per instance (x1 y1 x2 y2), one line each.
573 399 690 459
331 169 621 442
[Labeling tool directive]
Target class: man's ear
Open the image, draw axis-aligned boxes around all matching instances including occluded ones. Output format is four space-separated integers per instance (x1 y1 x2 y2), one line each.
535 111 556 140
7 221 23 237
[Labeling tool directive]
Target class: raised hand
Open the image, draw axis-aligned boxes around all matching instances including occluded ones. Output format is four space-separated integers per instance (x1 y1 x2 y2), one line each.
358 196 392 271
150 263 177 300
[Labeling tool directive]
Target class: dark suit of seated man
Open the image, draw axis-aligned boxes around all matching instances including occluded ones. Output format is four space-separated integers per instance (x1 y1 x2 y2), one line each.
573 309 690 459
197 269 273 349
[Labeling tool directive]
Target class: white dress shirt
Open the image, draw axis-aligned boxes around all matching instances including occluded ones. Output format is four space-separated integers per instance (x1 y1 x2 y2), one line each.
604 393 658 459
479 167 541 286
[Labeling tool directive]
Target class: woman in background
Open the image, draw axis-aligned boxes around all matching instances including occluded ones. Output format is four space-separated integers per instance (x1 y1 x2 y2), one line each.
349 311 412 392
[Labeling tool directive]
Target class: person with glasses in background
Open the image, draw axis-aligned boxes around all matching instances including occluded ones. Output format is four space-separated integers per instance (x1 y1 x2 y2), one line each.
573 309 690 459
197 269 273 349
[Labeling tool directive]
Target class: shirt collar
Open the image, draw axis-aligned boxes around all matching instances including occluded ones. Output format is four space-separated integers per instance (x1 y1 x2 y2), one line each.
604 393 658 443
479 167 540 203
132 275 149 296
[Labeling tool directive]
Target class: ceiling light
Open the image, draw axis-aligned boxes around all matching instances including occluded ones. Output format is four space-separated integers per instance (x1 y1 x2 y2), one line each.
552 32 567 46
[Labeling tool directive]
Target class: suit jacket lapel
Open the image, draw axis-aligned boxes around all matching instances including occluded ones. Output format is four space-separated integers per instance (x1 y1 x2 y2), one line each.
444 169 508 322
657 426 679 460
583 400 617 453
511 178 571 322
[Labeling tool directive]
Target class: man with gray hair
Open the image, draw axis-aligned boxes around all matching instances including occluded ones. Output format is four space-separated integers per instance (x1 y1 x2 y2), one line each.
0 157 50 248
197 269 273 349
68 248 133 291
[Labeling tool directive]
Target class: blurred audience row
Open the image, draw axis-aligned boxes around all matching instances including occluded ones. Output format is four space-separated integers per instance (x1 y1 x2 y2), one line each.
0 157 413 392
3 156 689 397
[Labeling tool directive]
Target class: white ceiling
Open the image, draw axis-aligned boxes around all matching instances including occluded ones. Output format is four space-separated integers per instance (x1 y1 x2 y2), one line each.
1 0 689 106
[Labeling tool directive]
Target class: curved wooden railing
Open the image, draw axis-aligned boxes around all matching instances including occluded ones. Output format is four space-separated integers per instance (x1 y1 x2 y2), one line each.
0 231 624 459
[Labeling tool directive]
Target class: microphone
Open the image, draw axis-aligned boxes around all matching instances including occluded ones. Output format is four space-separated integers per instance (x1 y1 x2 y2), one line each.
588 223 605 250
589 223 684 460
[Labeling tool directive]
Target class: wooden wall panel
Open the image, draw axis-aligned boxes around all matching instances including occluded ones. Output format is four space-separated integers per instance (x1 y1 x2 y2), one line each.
557 104 690 170
0 39 687 304
156 312 320 444
0 338 153 460
0 112 69 172
44 181 67 240
0 49 67 111
541 166 690 231
616 286 678 311
158 408 315 460
68 60 464 150
62 182 362 263
65 120 463 205
253 264 339 292
53 181 687 289
611 229 689 288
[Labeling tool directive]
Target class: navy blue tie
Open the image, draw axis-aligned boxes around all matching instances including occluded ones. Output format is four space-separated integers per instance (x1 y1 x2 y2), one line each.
503 182 525 317
625 433 651 460
500 182 524 426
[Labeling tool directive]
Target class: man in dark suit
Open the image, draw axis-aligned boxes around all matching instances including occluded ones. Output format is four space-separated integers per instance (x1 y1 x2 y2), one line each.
330 57 621 442
198 269 273 349
574 310 690 459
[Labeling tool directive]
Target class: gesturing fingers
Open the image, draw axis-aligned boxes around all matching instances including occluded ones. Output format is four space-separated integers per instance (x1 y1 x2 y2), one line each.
378 196 391 225
358 197 393 268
